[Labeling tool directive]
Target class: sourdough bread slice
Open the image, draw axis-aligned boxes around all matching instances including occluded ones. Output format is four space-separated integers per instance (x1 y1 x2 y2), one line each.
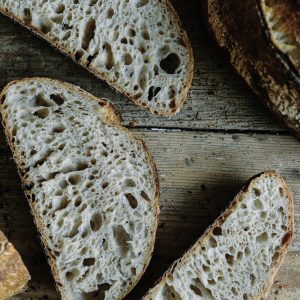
206 0 300 138
0 229 30 299
0 0 193 115
0 78 159 300
143 171 294 300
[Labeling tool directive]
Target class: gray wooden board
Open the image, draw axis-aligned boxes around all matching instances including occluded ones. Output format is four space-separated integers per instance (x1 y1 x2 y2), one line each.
0 130 299 299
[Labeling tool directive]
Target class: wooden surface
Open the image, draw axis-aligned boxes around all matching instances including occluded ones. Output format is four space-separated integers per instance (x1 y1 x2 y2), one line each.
0 0 298 299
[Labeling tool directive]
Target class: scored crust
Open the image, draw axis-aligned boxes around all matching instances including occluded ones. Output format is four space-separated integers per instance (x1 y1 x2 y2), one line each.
143 171 294 300
0 230 30 299
0 77 160 300
0 1 194 116
206 0 300 139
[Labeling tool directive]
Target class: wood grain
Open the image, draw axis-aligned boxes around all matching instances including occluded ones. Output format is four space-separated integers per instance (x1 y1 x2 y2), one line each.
1 130 299 299
0 0 285 132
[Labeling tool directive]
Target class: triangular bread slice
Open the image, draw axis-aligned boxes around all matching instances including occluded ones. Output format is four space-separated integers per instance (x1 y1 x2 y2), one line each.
0 78 159 300
143 171 294 300
0 1 193 115
0 230 30 299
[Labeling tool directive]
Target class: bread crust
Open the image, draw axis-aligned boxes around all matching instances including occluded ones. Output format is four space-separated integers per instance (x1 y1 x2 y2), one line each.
0 230 30 299
143 171 294 300
0 77 160 300
206 0 300 139
0 1 194 116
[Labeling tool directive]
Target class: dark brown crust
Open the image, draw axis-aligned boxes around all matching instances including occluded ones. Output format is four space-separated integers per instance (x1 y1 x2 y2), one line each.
143 171 294 299
206 0 300 140
0 77 160 300
0 1 194 116
0 230 30 299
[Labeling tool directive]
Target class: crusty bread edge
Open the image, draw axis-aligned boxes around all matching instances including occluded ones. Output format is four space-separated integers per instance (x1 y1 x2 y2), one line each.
204 0 300 140
0 77 160 300
0 230 31 299
143 171 294 300
0 1 194 116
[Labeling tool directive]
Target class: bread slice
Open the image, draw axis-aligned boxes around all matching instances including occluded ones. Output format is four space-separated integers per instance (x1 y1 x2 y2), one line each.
143 171 294 300
0 1 193 115
0 78 159 300
0 229 30 299
206 0 300 138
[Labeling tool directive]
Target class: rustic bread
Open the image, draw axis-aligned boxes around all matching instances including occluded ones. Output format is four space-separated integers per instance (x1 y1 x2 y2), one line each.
143 171 294 300
0 0 193 115
0 229 30 299
206 0 300 138
0 78 159 300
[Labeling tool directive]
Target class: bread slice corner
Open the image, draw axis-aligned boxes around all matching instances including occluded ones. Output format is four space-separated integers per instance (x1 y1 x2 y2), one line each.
0 230 30 299
143 171 294 300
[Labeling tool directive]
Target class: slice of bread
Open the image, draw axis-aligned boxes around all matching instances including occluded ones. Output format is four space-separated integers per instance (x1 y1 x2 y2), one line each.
0 1 193 115
143 171 294 300
0 78 160 300
0 230 30 299
206 0 300 139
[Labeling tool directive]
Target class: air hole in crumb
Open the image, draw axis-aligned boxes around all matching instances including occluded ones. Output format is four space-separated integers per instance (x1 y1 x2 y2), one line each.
123 53 133 65
50 94 65 105
75 49 84 60
148 86 161 101
65 269 80 281
279 187 284 196
113 225 131 254
141 29 150 40
128 28 136 37
169 99 176 109
68 174 81 185
90 213 102 231
81 18 96 50
256 232 268 243
34 108 49 119
74 196 82 207
212 226 222 236
107 7 114 18
190 285 202 296
122 179 136 188
254 198 263 210
231 287 238 296
125 193 138 209
55 3 65 14
253 188 261 196
225 254 234 266
83 257 95 266
136 0 149 7
250 274 256 286
209 237 217 248
102 182 109 189
160 53 180 74
141 191 151 202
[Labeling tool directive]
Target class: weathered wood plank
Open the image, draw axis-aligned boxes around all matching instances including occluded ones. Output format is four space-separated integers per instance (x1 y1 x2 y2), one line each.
0 0 284 131
1 130 299 299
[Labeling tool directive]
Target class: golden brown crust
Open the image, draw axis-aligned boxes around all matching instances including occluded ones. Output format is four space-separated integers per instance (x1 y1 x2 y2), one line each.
206 0 300 140
0 230 30 300
0 1 194 116
257 0 300 76
0 77 160 300
143 171 294 300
